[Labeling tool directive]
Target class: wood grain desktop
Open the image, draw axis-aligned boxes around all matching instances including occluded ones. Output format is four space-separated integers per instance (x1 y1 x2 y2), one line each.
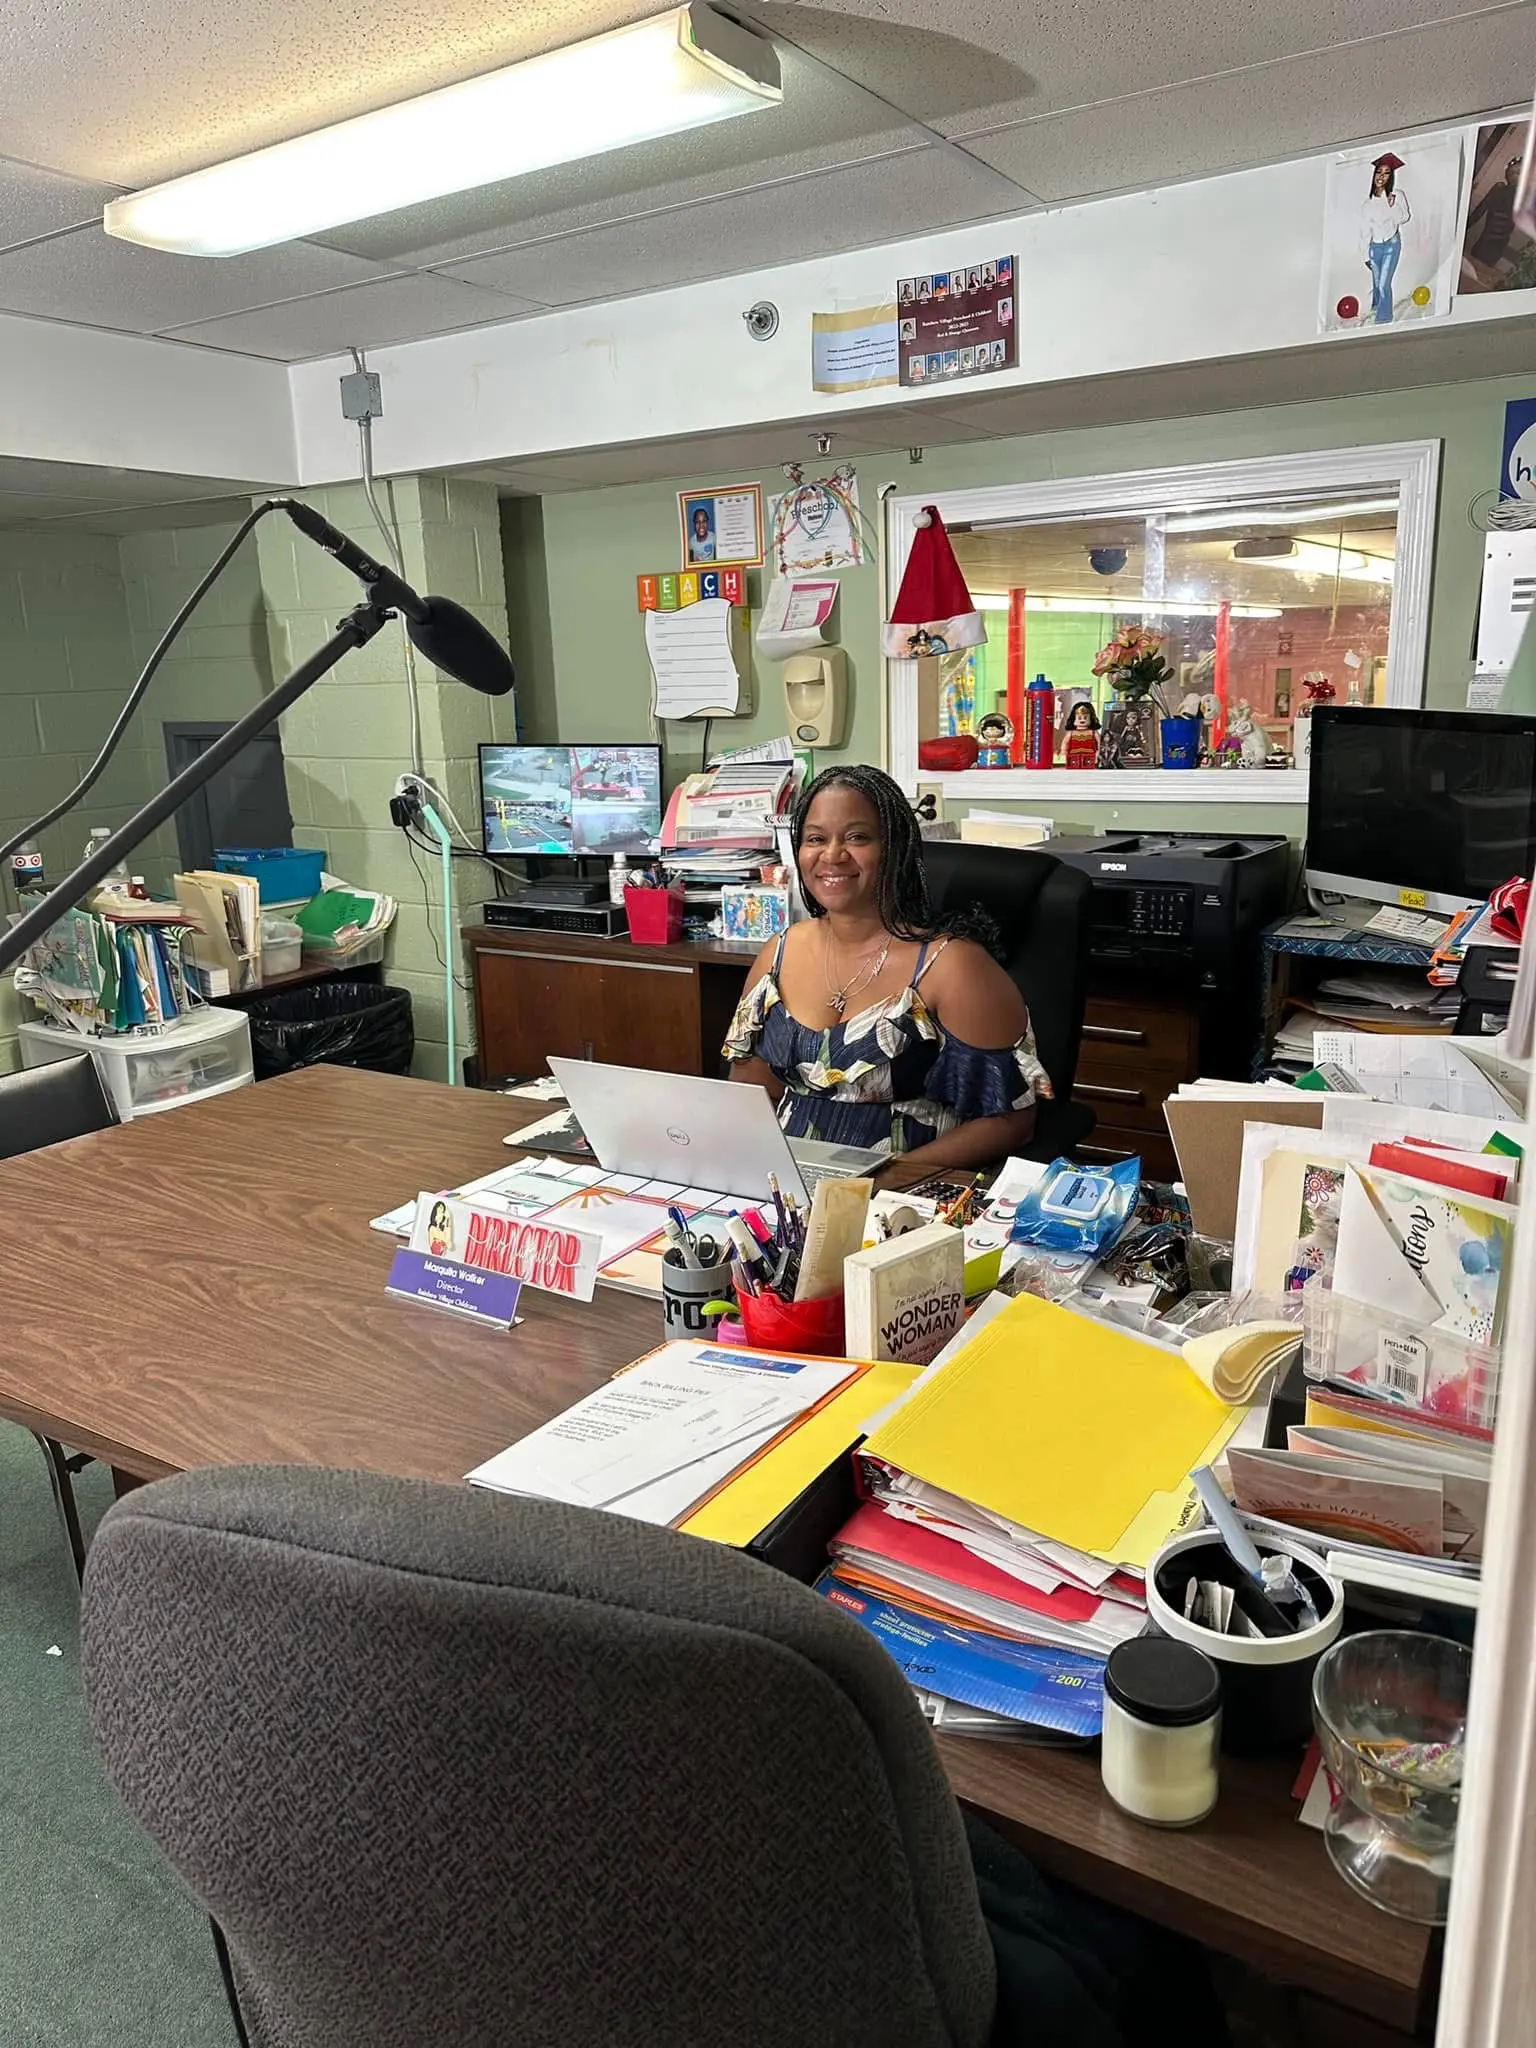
0 1066 1432 2031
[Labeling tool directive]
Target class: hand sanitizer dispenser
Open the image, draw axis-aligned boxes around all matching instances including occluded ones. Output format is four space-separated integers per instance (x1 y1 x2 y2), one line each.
782 649 849 748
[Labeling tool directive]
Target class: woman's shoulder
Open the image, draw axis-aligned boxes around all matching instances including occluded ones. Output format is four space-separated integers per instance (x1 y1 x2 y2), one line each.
921 933 1028 1041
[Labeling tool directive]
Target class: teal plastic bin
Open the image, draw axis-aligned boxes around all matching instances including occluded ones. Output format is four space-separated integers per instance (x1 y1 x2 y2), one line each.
215 848 326 903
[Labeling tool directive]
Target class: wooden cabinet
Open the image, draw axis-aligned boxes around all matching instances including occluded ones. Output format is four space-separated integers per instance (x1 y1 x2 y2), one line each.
1071 987 1198 1180
465 925 756 1082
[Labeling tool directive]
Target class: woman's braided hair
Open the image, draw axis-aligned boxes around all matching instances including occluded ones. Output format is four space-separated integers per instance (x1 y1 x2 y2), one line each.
790 763 1001 953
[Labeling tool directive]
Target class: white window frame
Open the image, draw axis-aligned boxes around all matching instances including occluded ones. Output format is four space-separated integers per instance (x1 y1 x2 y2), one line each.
886 440 1441 805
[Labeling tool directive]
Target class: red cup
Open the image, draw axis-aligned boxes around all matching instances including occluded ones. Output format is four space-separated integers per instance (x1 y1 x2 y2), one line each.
624 885 684 945
736 1287 846 1357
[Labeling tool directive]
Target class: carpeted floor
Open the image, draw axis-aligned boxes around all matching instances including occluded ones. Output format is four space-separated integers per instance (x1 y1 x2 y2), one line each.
0 1423 237 2048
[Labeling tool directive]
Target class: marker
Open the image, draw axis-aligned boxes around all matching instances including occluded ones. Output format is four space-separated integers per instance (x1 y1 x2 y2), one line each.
725 1214 763 1272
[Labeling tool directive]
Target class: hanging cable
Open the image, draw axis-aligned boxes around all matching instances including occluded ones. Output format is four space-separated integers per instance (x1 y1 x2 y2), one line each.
0 501 276 868
350 345 424 777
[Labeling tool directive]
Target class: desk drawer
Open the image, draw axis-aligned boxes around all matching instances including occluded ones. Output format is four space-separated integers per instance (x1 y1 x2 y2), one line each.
1081 995 1196 1069
1071 1077 1176 1135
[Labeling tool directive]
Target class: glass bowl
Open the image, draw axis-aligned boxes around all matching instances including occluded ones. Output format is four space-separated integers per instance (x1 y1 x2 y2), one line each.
1312 1630 1471 1924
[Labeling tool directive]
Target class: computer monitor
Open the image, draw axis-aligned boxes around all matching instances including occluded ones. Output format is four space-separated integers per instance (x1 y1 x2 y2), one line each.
478 743 663 858
1306 706 1536 916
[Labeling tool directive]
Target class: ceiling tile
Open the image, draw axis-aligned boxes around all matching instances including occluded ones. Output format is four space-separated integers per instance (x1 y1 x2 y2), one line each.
0 224 385 334
160 270 544 359
738 0 1523 139
309 45 950 266
0 157 123 253
439 147 1024 306
959 6 1536 201
0 0 662 185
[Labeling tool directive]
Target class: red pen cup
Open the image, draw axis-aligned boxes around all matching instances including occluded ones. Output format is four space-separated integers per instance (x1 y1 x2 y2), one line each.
624 884 684 945
736 1287 846 1357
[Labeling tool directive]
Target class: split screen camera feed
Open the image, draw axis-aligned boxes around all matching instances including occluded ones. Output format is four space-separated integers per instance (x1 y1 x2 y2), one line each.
480 744 663 857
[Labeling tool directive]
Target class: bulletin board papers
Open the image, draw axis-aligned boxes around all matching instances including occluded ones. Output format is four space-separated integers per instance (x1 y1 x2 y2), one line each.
645 599 747 720
896 256 1016 388
679 484 763 568
756 575 838 660
769 465 863 572
811 303 898 392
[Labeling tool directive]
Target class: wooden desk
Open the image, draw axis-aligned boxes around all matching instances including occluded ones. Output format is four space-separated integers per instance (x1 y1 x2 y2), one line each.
0 1067 1430 2031
464 922 758 1081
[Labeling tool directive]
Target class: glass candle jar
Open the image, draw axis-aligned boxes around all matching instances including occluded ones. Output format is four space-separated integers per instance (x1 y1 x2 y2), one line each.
1101 1637 1222 1828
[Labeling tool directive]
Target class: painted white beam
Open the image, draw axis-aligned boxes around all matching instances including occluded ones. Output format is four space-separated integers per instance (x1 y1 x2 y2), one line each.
0 313 295 482
288 126 1536 484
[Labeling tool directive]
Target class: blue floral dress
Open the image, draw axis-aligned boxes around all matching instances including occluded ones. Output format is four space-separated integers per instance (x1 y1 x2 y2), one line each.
722 935 1052 1156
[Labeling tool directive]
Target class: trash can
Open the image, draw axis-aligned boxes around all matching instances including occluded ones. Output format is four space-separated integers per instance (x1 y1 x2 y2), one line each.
247 981 414 1082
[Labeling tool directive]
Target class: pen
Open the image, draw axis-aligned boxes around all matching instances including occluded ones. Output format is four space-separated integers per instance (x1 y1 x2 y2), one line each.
666 1204 698 1257
730 1254 759 1299
662 1218 701 1270
767 1172 790 1243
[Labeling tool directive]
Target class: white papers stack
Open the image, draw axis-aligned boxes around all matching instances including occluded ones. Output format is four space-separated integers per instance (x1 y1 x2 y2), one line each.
466 1342 856 1526
1311 1033 1522 1119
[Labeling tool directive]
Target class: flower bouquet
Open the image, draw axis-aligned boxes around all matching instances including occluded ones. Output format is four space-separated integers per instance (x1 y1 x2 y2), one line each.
1093 625 1173 769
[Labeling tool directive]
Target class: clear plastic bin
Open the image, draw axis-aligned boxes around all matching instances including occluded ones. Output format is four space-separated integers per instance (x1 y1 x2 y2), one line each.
260 915 303 980
16 1007 253 1122
301 930 386 970
1302 1284 1500 1433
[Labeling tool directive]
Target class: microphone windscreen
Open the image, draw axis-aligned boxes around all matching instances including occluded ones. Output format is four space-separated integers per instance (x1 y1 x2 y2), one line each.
407 596 516 696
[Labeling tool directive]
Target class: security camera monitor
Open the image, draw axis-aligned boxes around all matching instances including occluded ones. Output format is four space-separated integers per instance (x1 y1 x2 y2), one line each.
479 744 663 858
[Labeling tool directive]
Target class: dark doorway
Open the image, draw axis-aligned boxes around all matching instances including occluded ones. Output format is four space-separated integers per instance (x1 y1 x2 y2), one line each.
163 723 294 872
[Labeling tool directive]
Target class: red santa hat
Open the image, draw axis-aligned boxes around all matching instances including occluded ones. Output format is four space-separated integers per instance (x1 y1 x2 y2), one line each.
883 506 986 658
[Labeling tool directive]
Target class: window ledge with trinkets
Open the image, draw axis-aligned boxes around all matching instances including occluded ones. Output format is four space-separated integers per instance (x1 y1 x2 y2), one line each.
883 444 1439 805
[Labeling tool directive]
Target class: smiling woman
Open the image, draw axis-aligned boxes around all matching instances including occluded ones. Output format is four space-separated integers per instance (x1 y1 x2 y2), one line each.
722 763 1050 1188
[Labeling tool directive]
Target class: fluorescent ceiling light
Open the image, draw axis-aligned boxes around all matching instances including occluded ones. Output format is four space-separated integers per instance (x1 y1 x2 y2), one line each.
103 4 781 257
1165 498 1400 533
974 594 1282 619
1264 541 1394 585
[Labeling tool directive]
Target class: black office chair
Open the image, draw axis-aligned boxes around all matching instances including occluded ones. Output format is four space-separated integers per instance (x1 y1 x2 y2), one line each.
922 840 1095 1161
0 1055 119 1580
81 1467 1134 2048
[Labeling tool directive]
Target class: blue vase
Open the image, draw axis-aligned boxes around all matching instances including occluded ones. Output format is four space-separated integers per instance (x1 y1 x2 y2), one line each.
1160 716 1201 769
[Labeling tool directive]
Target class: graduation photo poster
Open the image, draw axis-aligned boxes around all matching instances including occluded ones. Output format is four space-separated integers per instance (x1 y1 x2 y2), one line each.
1317 137 1463 334
678 484 764 569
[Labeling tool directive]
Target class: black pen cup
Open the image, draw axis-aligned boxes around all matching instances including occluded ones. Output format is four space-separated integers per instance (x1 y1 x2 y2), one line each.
661 1252 735 1339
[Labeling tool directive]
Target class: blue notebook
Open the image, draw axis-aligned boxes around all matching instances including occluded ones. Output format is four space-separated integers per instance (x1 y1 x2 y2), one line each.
814 1571 1106 1738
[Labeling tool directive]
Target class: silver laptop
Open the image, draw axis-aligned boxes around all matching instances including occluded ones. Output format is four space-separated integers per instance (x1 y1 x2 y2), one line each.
546 1058 884 1203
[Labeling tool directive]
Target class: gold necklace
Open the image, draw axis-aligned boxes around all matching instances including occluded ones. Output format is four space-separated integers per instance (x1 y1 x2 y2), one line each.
822 923 890 1017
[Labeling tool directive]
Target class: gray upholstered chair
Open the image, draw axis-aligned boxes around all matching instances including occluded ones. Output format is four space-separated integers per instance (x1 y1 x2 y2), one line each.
81 1465 1002 2048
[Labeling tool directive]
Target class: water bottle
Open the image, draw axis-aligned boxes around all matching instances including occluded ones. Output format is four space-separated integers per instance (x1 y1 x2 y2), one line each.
84 826 131 894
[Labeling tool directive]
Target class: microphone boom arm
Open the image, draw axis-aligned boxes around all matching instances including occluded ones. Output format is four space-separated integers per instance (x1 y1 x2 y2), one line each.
0 601 392 979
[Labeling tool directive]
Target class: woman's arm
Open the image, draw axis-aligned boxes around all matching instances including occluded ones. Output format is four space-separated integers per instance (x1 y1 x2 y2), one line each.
725 936 785 1103
875 938 1037 1187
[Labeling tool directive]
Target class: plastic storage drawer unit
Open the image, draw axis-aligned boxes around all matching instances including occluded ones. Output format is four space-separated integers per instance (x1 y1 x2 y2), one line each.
17 1007 254 1122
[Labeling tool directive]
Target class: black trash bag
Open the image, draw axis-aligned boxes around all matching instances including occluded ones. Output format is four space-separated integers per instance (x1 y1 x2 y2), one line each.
247 981 414 1081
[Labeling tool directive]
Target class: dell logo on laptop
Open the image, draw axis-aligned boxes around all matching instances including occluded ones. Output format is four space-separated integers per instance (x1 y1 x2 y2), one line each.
666 1126 691 1147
